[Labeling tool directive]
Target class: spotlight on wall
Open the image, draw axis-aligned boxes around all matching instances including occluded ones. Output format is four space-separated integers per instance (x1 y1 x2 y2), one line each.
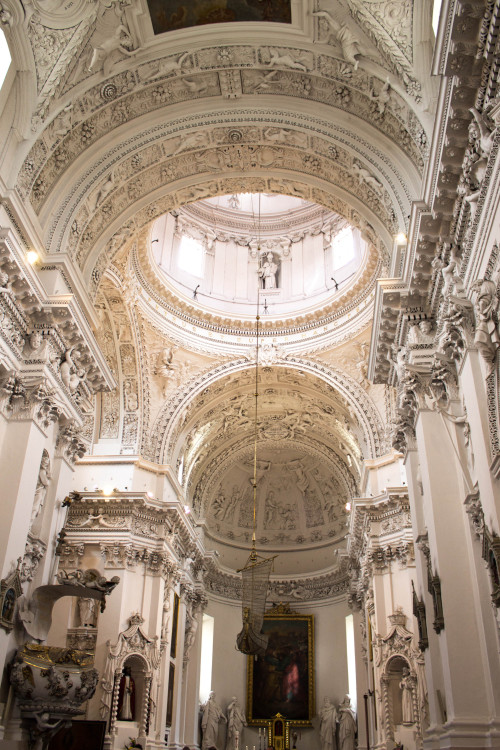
27 250 39 265
331 277 339 291
395 232 407 245
183 504 191 514
193 284 200 300
102 485 114 496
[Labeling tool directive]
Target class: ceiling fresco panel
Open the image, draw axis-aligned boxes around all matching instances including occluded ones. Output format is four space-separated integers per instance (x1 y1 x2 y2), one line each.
147 0 292 35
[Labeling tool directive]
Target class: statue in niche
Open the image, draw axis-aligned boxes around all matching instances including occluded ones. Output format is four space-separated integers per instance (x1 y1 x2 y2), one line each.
201 691 226 750
399 668 414 725
258 252 279 289
31 450 51 527
117 666 135 721
226 696 246 750
338 695 356 750
78 597 97 627
319 696 338 750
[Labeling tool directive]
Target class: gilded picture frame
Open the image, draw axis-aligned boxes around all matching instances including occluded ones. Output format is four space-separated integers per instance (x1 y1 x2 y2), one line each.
246 604 314 726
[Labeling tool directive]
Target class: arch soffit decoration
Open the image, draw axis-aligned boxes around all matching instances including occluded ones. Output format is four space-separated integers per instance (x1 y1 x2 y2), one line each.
11 28 431 288
150 358 385 468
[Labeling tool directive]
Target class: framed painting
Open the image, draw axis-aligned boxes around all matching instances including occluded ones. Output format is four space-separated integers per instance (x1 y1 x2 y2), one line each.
170 592 180 658
0 568 22 632
246 604 314 726
147 0 292 35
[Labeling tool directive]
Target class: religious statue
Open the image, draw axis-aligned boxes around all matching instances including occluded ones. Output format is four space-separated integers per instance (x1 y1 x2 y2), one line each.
78 597 97 628
338 695 356 750
225 696 246 750
31 450 51 527
118 666 135 721
400 668 414 724
201 691 226 750
319 696 338 750
258 252 278 289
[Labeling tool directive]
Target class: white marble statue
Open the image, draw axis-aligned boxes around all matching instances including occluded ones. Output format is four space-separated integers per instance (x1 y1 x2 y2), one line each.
338 695 356 750
471 278 500 375
258 252 278 289
319 696 338 750
60 346 85 392
201 691 226 750
400 668 414 724
78 597 97 627
31 450 51 526
313 10 361 69
226 696 246 750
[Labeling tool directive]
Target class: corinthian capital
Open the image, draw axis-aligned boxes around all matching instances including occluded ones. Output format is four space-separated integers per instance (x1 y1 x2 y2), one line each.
56 421 87 464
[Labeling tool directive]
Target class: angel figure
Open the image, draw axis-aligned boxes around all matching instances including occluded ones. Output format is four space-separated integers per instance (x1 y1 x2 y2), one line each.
313 10 361 69
155 346 177 395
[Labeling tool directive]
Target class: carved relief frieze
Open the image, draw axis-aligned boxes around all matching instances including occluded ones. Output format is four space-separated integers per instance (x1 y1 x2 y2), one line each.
62 142 395 272
203 556 349 602
19 35 427 214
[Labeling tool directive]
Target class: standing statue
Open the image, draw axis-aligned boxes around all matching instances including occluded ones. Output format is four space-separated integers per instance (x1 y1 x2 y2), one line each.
117 666 135 721
258 252 278 289
226 696 246 750
338 695 356 750
78 597 97 627
319 696 338 750
31 449 51 526
400 668 414 725
201 691 226 750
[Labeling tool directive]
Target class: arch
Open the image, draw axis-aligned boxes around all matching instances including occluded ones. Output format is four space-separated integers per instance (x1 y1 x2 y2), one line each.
148 358 386 467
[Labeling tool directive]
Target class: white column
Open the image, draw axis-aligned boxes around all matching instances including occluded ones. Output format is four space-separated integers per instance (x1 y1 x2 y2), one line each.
414 405 495 743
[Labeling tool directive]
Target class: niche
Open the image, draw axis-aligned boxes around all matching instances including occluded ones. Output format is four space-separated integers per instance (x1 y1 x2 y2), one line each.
386 656 410 726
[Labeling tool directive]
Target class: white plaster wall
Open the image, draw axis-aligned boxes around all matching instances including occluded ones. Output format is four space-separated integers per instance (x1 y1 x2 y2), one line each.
206 596 352 750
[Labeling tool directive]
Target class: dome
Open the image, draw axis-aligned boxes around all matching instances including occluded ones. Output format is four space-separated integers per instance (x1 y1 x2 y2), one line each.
151 193 367 321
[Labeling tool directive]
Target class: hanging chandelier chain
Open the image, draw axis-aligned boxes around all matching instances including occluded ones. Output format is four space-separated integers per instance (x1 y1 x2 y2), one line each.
251 193 261 562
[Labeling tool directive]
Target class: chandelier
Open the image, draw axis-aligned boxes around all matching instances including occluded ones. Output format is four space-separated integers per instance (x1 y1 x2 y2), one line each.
236 196 276 657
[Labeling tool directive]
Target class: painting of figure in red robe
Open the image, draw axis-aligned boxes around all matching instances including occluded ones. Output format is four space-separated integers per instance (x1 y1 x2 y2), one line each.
246 609 314 725
148 0 291 35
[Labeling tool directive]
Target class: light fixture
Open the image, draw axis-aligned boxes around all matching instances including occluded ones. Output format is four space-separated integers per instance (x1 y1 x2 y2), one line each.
26 250 39 265
395 232 407 245
236 195 276 658
102 485 114 496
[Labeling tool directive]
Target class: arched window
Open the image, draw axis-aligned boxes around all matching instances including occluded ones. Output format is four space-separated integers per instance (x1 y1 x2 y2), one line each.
0 29 11 90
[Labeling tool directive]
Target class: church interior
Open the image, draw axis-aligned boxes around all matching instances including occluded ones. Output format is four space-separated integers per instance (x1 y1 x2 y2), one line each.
0 0 499 748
